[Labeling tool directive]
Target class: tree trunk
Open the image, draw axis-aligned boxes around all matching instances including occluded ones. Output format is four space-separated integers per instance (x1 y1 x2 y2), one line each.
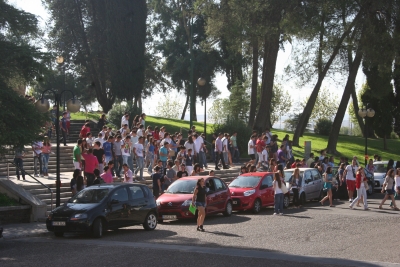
181 91 190 120
351 87 365 134
138 96 142 112
292 10 362 146
327 47 363 154
248 35 259 127
190 92 197 122
252 33 279 132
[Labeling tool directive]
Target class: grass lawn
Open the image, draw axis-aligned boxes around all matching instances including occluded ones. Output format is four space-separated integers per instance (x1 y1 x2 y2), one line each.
70 111 100 121
145 116 214 136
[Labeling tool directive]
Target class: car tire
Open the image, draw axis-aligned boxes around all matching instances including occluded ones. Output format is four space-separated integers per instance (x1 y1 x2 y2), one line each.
54 231 64 237
143 212 157 231
252 199 262 214
283 195 290 209
367 184 374 195
223 201 233 216
92 218 104 238
300 193 306 206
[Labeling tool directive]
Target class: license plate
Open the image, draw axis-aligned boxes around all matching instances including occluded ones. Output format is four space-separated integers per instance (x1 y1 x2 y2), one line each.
52 221 66 226
162 215 177 220
232 201 237 204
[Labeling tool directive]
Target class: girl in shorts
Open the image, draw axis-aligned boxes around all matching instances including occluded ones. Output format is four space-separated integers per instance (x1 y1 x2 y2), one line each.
379 169 399 210
192 178 207 231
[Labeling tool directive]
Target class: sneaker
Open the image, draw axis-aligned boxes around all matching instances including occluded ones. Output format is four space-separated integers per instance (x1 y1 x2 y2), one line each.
273 213 277 215
349 199 352 203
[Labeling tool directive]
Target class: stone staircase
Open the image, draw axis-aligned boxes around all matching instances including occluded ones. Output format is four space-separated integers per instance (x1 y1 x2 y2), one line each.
50 119 91 144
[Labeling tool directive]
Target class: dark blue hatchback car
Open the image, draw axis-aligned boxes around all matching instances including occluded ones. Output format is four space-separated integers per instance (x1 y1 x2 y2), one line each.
46 183 158 238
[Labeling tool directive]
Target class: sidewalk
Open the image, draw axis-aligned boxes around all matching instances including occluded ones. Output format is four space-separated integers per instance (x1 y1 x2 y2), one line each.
1 222 49 240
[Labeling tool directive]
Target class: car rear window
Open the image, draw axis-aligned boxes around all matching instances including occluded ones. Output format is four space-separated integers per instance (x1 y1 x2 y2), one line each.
229 176 261 188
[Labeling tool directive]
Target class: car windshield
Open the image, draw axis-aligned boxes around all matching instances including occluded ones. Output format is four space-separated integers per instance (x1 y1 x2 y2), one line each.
284 171 304 182
69 189 109 204
374 163 387 173
166 180 197 194
229 176 261 188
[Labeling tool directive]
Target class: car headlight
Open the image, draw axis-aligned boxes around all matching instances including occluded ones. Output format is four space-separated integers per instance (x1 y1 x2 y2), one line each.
156 201 161 206
243 189 256 197
70 213 88 221
182 200 192 206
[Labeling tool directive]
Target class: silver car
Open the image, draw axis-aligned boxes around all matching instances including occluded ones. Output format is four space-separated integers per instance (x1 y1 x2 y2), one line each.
283 168 324 208
373 161 397 190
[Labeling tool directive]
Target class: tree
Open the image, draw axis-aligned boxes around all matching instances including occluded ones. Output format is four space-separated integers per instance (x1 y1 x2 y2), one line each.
156 94 183 120
299 87 339 122
270 84 292 125
284 113 302 132
208 98 229 125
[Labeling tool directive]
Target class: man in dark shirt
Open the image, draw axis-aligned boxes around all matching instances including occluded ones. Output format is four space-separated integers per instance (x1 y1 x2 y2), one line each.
310 156 320 168
93 141 105 172
152 166 162 199
93 169 104 185
177 164 188 178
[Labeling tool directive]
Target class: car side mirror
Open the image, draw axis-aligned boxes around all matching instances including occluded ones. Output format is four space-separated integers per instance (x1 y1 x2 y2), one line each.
110 199 119 205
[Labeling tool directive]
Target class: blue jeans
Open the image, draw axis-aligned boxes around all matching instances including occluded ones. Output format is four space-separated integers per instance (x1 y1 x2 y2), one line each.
105 155 113 164
123 155 133 171
147 151 154 172
232 147 240 163
274 193 284 213
223 152 228 165
114 155 123 177
198 151 207 168
135 156 144 180
14 158 25 179
42 153 50 173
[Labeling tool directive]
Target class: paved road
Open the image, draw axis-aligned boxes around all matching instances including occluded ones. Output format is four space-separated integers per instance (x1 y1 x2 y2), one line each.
1 193 399 267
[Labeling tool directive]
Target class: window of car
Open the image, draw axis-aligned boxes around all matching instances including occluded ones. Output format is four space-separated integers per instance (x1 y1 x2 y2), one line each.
304 171 312 182
214 178 224 191
262 175 273 187
206 179 216 191
69 189 109 204
311 169 321 181
111 187 129 202
129 185 145 200
374 163 387 173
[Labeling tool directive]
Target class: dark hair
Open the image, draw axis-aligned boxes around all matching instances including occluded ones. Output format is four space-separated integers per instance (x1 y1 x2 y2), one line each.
103 166 109 172
325 166 332 174
94 141 101 147
274 173 282 188
94 169 100 176
108 161 114 165
154 166 161 172
196 178 204 188
76 175 84 191
387 159 395 171
77 139 83 145
122 163 128 168
73 169 80 179
168 161 174 167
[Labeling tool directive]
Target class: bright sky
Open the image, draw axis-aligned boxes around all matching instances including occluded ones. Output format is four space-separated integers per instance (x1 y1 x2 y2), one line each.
11 0 364 127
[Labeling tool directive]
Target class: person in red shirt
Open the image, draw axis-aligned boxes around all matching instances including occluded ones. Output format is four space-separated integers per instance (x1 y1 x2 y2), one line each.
82 148 98 186
256 135 265 169
291 159 301 168
80 123 91 139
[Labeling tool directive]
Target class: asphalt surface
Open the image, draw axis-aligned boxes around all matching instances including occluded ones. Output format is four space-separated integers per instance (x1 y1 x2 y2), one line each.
1 193 399 267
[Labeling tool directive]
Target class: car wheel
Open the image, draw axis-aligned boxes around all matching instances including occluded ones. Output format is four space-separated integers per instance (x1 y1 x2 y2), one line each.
143 212 157 231
54 231 64 237
252 199 261 214
283 195 290 209
300 193 306 205
367 184 374 195
223 201 233 216
92 218 104 238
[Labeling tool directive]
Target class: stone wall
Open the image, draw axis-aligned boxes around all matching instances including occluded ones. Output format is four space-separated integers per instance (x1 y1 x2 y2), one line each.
0 205 31 224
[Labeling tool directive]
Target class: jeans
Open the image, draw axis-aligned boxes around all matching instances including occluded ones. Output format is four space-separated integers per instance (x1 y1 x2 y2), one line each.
14 158 25 179
105 155 113 164
232 147 240 163
147 152 154 172
33 154 42 175
123 155 133 171
215 151 226 169
85 172 95 187
135 156 144 180
223 152 228 165
211 150 215 163
114 155 123 177
350 187 368 209
292 188 299 206
198 151 207 168
274 193 284 213
161 160 167 170
61 130 67 146
42 153 50 174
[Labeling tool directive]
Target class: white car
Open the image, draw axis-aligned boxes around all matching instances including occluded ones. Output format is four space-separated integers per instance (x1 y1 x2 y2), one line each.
373 161 397 190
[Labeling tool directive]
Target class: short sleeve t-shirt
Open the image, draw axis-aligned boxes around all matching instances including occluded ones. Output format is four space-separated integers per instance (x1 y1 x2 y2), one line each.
103 142 113 157
159 147 168 162
177 171 188 178
256 139 265 153
345 165 358 181
92 148 104 163
101 172 113 183
82 154 98 173
121 141 131 156
73 145 81 162
230 135 237 147
152 173 162 188
113 141 123 156
248 140 254 155
134 143 144 157
123 170 133 183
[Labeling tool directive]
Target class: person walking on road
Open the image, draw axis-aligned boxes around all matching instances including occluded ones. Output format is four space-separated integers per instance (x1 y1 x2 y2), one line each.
390 168 400 208
192 178 207 232
349 166 368 210
273 172 284 215
379 169 399 210
320 166 335 207
343 158 358 203
289 168 302 208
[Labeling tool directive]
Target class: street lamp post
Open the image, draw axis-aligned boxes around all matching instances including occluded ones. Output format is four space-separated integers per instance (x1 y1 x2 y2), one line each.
56 56 66 110
197 77 206 136
35 89 81 207
358 106 375 166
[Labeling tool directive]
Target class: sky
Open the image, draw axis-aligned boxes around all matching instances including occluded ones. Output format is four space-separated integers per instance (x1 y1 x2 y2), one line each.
11 0 364 129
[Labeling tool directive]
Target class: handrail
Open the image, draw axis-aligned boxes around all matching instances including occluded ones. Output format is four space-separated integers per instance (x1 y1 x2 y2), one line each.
6 160 53 211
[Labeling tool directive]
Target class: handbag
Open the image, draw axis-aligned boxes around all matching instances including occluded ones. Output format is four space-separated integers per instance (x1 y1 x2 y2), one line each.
280 183 288 194
189 203 197 215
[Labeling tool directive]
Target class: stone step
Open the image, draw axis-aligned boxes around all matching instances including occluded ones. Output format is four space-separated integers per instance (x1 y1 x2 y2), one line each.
34 192 73 200
43 197 70 205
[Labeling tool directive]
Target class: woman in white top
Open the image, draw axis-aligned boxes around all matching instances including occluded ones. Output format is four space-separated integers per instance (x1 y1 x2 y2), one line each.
390 168 400 209
184 136 195 155
273 172 284 215
379 169 399 210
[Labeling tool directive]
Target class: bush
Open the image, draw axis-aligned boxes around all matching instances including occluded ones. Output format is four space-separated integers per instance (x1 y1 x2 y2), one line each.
211 117 252 154
314 118 332 136
390 131 399 139
107 101 141 129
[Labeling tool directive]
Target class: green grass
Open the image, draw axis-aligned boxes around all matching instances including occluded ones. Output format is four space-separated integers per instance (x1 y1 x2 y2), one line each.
70 111 100 121
145 116 214 136
0 193 20 207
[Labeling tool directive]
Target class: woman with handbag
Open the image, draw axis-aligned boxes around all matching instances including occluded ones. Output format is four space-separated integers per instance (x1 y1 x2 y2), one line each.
289 168 302 208
273 172 285 215
379 169 399 210
349 166 368 210
320 166 335 207
192 178 207 232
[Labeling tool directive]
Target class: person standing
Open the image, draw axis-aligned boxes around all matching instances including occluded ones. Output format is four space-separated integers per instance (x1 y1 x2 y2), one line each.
100 166 113 184
122 135 133 170
139 113 146 128
97 114 106 131
163 161 176 191
277 145 287 168
73 139 82 170
247 135 256 165
256 135 265 170
343 158 358 203
65 109 71 137
306 153 314 167
289 168 302 208
121 114 130 128
159 141 169 170
349 166 368 210
152 166 162 199
391 168 400 208
14 146 26 180
320 166 335 207
133 136 145 181
273 172 284 215
230 132 239 164
93 141 105 173
93 169 105 185
194 133 207 169
185 149 194 175
32 139 43 177
122 164 134 183
214 133 228 170
221 133 229 167
41 137 52 177
81 148 99 187
379 169 399 210
113 135 124 178
192 178 207 232
58 112 68 146
177 164 188 178
103 136 114 165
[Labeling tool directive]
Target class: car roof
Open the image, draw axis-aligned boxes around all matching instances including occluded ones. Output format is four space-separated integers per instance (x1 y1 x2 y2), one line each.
284 168 315 172
86 183 144 189
239 172 274 177
178 176 214 181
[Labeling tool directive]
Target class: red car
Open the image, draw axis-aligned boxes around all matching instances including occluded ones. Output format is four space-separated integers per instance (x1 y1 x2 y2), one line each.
156 176 232 222
229 172 275 213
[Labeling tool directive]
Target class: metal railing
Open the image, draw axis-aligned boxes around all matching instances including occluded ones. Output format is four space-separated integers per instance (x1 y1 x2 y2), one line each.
6 160 54 211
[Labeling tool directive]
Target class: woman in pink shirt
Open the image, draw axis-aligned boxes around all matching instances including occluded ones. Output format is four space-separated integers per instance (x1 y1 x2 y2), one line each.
100 166 113 184
41 137 52 177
